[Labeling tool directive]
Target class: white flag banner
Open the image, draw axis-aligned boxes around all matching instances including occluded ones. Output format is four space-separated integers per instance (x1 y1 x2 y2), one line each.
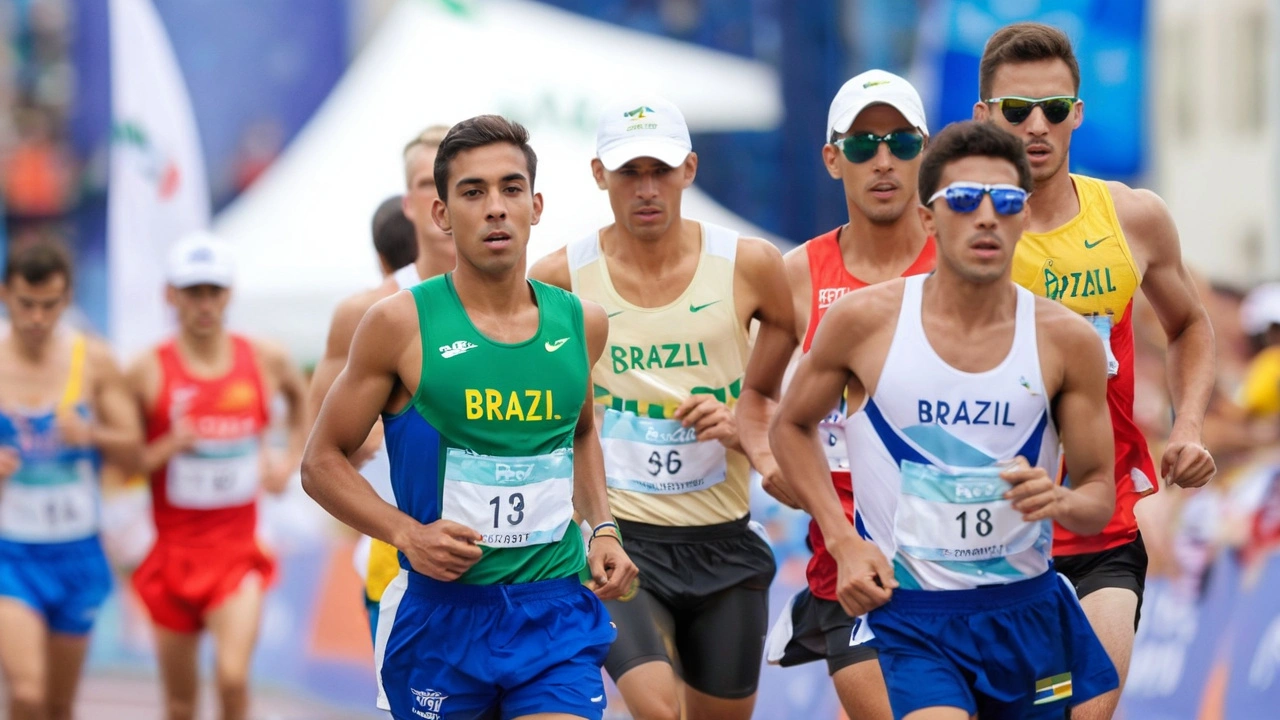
107 0 210 359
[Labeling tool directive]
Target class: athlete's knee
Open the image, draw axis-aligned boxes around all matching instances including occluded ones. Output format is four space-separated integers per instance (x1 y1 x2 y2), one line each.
623 688 681 720
6 676 46 717
216 665 250 700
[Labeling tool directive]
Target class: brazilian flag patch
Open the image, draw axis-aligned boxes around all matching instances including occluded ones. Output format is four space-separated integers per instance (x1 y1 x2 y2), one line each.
1033 673 1073 705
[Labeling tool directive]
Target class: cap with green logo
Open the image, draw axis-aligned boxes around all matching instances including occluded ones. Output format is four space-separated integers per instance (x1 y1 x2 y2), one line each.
595 96 692 171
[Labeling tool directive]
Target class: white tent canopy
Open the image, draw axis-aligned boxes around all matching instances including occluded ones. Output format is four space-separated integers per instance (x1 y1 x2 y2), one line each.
214 0 786 363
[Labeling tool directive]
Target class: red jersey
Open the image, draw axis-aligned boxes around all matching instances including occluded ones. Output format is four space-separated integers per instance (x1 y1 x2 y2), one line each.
801 228 936 600
146 335 270 547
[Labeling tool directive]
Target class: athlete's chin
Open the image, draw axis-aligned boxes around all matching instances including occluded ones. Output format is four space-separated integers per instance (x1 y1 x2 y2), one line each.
857 199 911 226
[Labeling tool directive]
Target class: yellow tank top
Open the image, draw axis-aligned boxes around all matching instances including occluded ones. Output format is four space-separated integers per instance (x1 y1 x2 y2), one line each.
568 222 751 526
1012 174 1158 553
1012 174 1142 324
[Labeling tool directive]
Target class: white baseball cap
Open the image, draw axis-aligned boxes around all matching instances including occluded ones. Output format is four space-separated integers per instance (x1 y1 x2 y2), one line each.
827 69 929 140
595 96 692 171
167 231 235 289
1242 282 1280 335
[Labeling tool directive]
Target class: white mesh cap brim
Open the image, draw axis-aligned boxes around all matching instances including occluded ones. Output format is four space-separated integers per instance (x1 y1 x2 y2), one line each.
598 138 691 172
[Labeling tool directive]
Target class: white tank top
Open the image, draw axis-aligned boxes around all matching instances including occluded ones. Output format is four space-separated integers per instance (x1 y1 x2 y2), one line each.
845 275 1060 590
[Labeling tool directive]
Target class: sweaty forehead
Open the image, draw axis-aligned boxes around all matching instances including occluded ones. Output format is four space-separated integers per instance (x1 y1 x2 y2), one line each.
987 59 1076 98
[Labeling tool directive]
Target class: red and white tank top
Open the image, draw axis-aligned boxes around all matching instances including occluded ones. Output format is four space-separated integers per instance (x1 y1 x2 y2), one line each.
147 335 269 547
801 227 935 600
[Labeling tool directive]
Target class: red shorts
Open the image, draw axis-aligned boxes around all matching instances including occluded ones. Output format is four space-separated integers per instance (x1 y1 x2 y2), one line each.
132 540 276 633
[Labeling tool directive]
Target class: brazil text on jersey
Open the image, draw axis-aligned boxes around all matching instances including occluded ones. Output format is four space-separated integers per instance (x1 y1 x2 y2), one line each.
1041 265 1119 301
463 388 560 422
610 342 709 373
917 399 1017 426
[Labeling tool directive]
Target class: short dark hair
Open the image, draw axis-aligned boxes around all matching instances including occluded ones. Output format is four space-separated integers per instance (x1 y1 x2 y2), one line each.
918 121 1033 204
433 115 537 201
979 22 1081 100
371 195 417 271
5 239 72 287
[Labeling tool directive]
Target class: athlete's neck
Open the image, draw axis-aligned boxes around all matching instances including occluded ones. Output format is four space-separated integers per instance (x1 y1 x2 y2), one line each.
839 209 929 280
414 233 457 280
1026 163 1081 233
450 262 532 317
923 268 1017 329
177 329 232 369
8 334 56 365
602 217 699 276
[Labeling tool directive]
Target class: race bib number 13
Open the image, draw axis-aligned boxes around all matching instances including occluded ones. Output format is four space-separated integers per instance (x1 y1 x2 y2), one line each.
440 448 574 548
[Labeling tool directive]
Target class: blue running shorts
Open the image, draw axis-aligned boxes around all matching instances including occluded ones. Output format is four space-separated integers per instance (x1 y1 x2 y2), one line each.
0 536 112 635
375 571 616 720
862 570 1118 719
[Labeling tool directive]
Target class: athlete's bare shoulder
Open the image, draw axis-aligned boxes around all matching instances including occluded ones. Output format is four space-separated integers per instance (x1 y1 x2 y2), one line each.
528 245 572 291
124 343 163 408
824 277 906 339
322 280 400 361
1104 179 1179 261
734 235 786 276
1031 293 1097 346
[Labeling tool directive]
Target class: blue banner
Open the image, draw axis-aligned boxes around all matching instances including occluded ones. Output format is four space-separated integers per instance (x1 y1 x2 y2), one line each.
926 0 1146 179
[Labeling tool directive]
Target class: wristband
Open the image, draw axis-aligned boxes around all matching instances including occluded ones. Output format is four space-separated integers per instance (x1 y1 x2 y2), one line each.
589 521 622 549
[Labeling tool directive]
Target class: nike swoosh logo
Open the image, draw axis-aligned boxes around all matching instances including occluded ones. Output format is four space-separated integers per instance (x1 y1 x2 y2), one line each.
1083 236 1111 249
689 301 721 313
591 695 604 703
545 337 569 352
607 310 624 318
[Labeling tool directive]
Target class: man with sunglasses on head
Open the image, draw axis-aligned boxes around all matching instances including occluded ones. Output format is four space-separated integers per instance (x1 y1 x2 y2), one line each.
974 23 1216 719
738 69 933 720
771 119 1120 720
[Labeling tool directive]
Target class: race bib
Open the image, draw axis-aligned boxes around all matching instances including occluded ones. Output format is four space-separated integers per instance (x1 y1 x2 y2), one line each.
0 460 98 542
440 448 574 548
820 406 849 471
1086 315 1120 378
600 410 727 495
167 441 261 509
894 461 1041 562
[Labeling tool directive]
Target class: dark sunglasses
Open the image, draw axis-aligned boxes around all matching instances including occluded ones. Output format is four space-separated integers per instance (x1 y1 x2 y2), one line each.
832 131 925 164
927 182 1029 215
985 96 1078 125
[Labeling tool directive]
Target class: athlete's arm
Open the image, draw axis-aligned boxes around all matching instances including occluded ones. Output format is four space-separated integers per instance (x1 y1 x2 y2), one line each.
126 352 196 475
737 244 808 508
770 292 897 617
254 338 309 494
83 340 143 472
1007 303 1116 535
302 295 482 580
573 299 638 600
308 291 385 467
527 246 572 290
1117 184 1217 488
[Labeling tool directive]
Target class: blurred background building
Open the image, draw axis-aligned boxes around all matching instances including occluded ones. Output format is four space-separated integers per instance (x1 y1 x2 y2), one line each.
3 1 1280 718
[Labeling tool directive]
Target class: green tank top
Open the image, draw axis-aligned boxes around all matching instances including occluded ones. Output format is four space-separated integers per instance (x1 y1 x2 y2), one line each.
386 274 589 584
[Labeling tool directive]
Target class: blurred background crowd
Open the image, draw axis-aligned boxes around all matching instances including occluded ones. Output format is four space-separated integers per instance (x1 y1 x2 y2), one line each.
2 0 1279 718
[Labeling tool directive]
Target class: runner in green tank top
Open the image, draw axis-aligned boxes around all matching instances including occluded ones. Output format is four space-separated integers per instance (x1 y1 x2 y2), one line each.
303 115 637 720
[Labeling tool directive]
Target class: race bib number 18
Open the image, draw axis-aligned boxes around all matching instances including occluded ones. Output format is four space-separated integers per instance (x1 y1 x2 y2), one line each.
894 461 1042 562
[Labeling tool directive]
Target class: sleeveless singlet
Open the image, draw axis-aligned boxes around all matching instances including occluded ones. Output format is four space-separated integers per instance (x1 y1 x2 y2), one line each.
568 222 751 527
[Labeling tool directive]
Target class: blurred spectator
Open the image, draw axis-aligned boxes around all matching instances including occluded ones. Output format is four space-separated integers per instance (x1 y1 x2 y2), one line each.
2 103 74 218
